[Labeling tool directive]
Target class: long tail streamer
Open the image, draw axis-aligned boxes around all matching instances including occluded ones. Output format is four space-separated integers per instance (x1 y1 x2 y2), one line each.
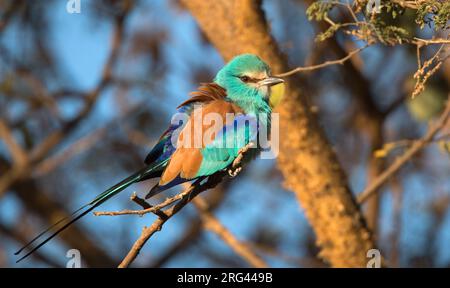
15 163 162 263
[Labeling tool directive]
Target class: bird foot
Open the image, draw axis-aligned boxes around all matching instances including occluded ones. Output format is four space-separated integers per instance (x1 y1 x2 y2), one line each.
228 166 242 178
227 142 255 178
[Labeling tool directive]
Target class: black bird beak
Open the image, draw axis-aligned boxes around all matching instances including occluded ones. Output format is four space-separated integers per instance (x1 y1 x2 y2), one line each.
257 77 284 87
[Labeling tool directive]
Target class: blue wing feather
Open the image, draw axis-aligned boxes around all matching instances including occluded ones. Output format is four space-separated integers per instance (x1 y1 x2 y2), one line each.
196 114 259 176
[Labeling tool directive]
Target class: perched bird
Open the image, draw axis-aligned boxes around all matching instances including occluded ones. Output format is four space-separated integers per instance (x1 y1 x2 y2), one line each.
15 54 284 263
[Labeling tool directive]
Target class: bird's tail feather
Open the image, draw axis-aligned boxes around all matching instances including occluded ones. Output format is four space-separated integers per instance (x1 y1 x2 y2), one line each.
15 163 163 263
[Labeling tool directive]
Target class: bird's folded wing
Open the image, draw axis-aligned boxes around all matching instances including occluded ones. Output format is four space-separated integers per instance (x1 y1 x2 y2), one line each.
144 83 228 167
159 100 258 185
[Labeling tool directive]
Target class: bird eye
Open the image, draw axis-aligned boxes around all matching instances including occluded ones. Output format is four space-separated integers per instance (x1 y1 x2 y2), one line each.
239 76 250 83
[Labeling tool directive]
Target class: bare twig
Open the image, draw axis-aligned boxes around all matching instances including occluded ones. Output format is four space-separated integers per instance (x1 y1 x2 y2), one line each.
275 45 369 77
413 38 450 46
357 98 450 204
374 133 450 158
130 193 168 219
130 193 151 209
93 184 196 216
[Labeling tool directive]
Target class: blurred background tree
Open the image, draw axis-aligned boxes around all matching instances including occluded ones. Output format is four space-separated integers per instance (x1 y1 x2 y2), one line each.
0 0 449 267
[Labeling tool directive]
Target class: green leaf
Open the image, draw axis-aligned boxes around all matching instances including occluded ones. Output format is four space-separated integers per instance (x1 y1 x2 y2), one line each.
306 1 334 21
315 24 342 42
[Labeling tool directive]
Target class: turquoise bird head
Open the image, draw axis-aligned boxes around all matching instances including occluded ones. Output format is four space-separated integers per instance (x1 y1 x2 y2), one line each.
214 54 284 114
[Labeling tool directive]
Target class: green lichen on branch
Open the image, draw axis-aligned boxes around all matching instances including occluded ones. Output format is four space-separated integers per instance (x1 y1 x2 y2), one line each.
415 0 450 30
305 0 450 45
306 1 335 21
373 22 410 45
316 24 342 42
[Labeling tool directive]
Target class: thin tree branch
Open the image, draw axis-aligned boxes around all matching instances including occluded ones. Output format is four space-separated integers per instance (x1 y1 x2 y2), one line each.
275 45 369 77
130 193 168 219
357 97 450 204
413 37 450 46
93 185 196 217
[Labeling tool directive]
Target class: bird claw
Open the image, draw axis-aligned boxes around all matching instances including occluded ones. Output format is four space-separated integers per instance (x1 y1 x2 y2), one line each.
228 166 242 178
227 142 254 178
